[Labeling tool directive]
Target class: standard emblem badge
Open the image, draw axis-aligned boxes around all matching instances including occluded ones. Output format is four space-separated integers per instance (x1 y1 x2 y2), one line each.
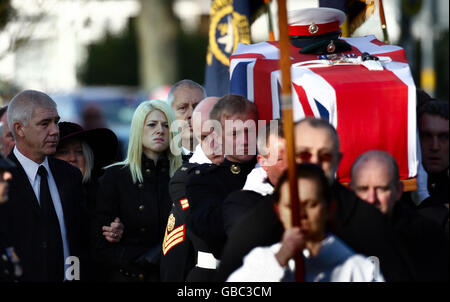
308 22 319 34
167 214 176 232
230 164 241 175
327 40 336 53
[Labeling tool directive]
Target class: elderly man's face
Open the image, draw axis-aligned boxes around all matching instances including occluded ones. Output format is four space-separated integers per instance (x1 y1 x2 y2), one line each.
0 113 15 157
419 114 449 174
351 158 403 214
199 119 224 165
17 106 59 163
294 123 340 182
171 87 204 143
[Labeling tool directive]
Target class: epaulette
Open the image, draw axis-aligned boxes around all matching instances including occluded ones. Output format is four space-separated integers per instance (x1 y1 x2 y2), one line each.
190 163 216 176
178 162 200 174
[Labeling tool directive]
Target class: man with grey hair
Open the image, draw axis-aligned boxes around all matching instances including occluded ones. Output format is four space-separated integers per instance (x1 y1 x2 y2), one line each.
167 79 207 160
0 90 87 281
350 150 448 281
0 105 15 157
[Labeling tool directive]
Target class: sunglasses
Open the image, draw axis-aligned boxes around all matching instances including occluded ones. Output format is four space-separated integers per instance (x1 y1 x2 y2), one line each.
296 151 334 163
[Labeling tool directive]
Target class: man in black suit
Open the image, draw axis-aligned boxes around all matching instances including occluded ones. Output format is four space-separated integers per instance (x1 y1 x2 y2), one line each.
216 117 412 281
0 90 87 281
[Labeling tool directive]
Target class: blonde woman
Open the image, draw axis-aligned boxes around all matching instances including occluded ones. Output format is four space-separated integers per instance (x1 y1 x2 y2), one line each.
93 99 181 281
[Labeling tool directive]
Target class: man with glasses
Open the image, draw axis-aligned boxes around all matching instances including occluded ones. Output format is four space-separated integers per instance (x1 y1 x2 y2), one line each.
216 117 412 282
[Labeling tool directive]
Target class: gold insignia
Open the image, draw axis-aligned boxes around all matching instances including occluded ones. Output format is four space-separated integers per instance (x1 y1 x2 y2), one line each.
308 22 319 34
230 164 241 175
327 40 336 53
162 224 185 256
167 214 175 232
195 169 200 175
181 166 188 171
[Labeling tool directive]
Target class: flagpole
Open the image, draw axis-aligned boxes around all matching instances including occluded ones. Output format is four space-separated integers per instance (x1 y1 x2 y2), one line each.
265 0 275 41
277 0 304 282
378 0 390 43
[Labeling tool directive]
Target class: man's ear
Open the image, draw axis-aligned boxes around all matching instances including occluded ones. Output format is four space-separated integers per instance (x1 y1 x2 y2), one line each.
12 122 24 138
257 154 266 167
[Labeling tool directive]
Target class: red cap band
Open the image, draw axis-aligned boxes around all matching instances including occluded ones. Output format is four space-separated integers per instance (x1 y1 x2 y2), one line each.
288 21 340 36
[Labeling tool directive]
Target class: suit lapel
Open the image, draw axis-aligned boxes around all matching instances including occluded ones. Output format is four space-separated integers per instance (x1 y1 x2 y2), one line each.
8 153 41 215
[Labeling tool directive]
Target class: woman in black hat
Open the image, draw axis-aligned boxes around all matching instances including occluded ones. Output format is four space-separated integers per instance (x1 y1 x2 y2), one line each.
93 99 182 281
54 121 120 281
54 121 119 212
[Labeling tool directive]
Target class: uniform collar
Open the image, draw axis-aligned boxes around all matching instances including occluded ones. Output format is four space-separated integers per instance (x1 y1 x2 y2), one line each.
142 152 169 169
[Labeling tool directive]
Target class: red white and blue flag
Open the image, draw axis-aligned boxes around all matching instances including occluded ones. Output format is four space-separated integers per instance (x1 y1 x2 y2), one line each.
230 35 417 183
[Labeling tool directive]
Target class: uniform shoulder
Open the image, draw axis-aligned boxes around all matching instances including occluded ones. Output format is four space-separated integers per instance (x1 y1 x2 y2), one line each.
188 163 217 177
174 162 200 175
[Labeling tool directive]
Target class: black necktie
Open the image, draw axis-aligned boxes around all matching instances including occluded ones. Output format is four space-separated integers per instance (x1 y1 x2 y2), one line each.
182 152 193 163
37 165 64 281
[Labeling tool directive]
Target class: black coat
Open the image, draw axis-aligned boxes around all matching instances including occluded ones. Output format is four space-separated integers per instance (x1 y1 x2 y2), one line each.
215 182 413 282
185 158 256 258
330 182 412 281
0 153 87 282
215 194 283 282
93 155 172 281
390 200 449 281
222 190 267 236
160 162 199 282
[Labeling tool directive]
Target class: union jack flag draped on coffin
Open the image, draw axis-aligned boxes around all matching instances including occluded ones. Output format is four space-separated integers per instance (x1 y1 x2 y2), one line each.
229 35 417 184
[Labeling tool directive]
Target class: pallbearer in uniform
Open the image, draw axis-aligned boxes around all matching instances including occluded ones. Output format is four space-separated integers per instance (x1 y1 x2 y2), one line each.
160 97 223 281
184 94 258 281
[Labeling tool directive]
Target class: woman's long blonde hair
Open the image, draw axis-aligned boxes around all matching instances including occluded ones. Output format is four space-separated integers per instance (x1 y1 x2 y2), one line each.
109 99 182 183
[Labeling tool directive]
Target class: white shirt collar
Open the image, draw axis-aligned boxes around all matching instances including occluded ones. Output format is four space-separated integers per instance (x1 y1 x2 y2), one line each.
189 144 212 165
181 146 192 155
13 146 51 183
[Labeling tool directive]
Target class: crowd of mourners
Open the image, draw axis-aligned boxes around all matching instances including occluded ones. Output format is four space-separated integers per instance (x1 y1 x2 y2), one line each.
0 79 447 282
